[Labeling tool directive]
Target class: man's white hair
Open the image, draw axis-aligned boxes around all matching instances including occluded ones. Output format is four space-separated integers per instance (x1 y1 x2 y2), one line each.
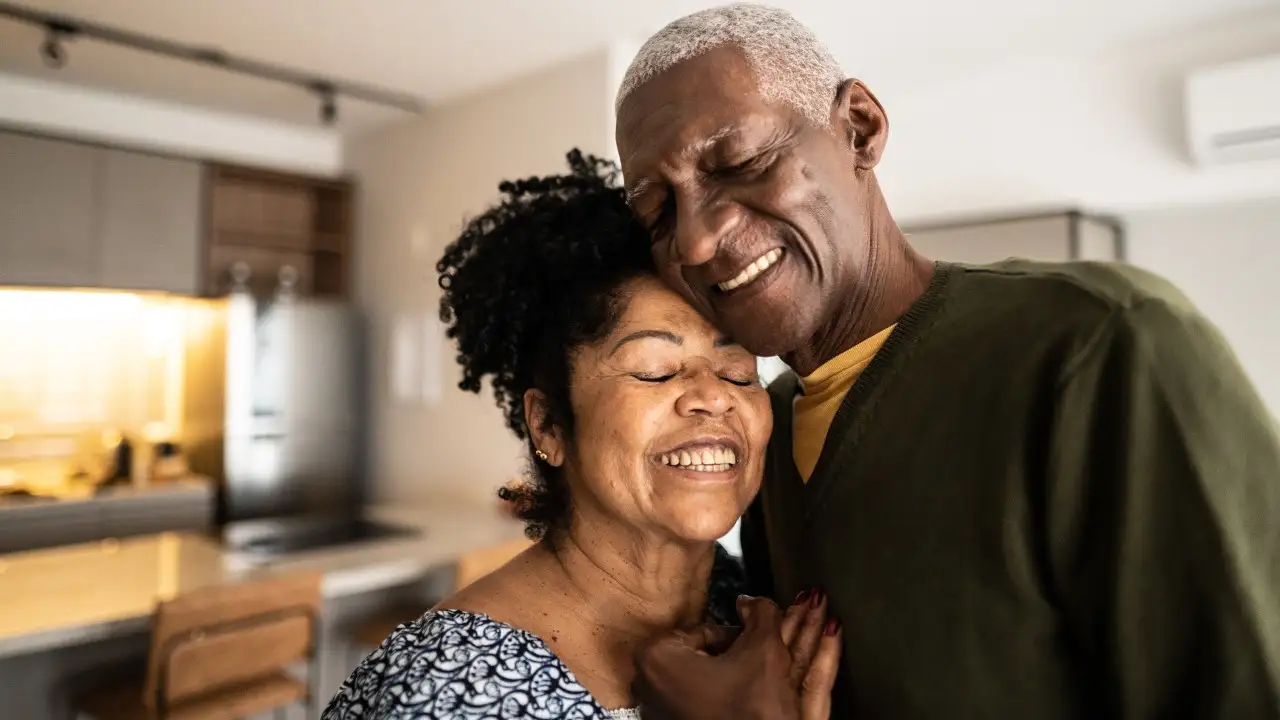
616 3 846 128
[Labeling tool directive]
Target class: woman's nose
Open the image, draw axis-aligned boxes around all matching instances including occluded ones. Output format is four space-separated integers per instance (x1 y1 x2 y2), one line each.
674 371 735 417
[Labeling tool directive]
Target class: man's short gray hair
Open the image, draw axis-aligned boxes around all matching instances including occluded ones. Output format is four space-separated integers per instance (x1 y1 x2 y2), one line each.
615 3 846 128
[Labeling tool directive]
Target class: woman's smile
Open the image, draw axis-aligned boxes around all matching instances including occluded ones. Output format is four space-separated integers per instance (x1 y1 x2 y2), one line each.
653 436 744 478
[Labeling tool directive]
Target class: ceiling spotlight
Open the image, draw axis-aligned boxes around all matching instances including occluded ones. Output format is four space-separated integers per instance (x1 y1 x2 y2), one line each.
40 22 76 70
41 31 65 68
321 93 337 125
310 81 337 126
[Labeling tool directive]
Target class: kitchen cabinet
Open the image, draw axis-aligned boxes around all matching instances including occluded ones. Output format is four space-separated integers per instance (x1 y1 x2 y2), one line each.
98 149 203 294
203 163 353 298
0 132 203 294
0 132 99 288
0 130 356 298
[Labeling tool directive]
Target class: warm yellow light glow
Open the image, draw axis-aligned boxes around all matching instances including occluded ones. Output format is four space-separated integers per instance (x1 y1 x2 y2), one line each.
0 287 144 315
99 429 122 448
0 288 222 455
142 422 172 443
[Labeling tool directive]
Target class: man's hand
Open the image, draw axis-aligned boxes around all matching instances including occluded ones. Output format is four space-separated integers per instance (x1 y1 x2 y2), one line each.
633 593 843 720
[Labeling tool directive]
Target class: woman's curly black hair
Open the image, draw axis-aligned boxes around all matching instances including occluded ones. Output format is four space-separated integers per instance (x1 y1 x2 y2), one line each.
437 149 654 540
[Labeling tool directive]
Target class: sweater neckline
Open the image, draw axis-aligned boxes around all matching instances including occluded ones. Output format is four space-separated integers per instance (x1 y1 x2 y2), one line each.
797 261 957 515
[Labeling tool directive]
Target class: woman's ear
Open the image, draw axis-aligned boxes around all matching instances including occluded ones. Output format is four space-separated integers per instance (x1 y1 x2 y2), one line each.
830 78 889 170
523 388 564 466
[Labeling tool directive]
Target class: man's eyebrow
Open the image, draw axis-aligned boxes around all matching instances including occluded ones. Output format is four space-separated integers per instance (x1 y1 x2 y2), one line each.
624 124 743 205
626 178 655 205
610 330 682 355
684 124 739 158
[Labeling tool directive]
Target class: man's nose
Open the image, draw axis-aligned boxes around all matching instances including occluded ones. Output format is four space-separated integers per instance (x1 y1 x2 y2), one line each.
673 195 742 267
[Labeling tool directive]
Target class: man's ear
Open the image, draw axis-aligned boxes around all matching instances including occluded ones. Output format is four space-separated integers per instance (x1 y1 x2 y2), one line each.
523 388 564 466
830 78 889 170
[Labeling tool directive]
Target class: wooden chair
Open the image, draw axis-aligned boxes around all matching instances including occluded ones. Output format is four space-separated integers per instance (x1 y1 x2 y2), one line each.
343 537 533 655
76 571 323 720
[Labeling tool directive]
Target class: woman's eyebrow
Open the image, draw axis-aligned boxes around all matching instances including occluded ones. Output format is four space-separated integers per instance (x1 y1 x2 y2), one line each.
610 330 682 356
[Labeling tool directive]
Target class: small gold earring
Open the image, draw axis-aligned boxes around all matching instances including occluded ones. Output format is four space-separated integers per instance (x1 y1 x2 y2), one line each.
534 449 549 462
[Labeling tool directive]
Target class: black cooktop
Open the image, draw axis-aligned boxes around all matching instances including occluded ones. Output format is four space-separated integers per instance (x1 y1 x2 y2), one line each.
222 515 420 556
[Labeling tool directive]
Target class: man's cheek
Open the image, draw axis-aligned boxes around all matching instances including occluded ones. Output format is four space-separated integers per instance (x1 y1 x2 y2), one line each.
659 265 694 298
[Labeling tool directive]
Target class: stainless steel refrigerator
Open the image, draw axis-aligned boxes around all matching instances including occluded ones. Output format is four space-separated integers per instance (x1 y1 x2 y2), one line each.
220 268 364 523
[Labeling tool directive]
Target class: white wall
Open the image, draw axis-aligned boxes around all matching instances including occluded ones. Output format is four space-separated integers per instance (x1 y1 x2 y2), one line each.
876 9 1280 220
1125 198 1280 417
0 71 342 175
604 39 643 163
346 50 615 503
865 9 1280 418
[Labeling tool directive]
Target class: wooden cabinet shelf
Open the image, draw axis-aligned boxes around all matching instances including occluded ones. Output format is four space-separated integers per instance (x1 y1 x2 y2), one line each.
203 163 354 299
211 230 310 252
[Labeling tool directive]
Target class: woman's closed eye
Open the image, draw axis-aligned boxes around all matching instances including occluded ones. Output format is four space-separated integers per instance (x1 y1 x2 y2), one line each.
631 371 757 387
632 372 677 383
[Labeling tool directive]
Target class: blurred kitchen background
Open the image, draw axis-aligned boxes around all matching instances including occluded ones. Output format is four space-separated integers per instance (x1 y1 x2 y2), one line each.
0 0 1277 718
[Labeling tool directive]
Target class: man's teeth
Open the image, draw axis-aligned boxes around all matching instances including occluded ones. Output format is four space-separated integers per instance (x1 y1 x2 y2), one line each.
718 248 783 292
659 447 738 472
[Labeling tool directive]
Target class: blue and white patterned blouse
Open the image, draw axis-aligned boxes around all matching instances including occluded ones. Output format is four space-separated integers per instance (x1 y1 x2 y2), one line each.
323 544 745 719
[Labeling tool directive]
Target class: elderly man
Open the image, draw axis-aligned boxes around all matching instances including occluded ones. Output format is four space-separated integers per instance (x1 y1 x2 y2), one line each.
614 3 1280 719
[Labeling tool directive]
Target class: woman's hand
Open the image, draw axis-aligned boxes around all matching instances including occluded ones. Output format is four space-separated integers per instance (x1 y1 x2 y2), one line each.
774 592 843 719
632 593 842 720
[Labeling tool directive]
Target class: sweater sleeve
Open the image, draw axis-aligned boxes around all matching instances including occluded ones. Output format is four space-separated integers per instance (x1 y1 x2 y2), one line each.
1046 297 1280 718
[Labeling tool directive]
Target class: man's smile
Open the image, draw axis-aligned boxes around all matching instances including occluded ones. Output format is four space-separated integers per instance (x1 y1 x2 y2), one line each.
715 248 784 293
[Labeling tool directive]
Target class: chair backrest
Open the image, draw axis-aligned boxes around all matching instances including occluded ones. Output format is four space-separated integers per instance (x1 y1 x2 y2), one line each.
143 571 322 710
454 537 534 590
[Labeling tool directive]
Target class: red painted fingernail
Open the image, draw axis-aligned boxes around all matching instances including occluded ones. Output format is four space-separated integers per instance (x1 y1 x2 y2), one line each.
810 589 825 609
825 618 841 636
794 589 810 605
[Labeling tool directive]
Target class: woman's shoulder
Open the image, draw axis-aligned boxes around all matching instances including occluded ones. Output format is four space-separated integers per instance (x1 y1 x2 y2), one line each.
322 609 611 719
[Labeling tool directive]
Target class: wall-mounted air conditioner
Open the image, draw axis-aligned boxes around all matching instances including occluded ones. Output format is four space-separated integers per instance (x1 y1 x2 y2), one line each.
1185 54 1280 166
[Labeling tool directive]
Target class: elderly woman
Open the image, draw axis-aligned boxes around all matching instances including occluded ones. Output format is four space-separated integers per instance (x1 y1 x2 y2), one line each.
323 152 839 719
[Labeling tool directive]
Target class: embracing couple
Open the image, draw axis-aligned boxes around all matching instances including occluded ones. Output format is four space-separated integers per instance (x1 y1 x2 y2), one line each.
324 4 1280 719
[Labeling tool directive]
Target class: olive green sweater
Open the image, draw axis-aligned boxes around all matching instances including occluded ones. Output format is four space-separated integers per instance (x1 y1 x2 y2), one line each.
742 260 1280 719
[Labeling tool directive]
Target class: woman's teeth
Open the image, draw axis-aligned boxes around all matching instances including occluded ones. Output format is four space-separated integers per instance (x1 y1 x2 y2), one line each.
717 248 783 292
659 447 738 472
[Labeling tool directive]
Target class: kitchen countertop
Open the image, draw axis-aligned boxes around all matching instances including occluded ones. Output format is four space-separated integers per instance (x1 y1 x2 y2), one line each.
0 476 212 507
0 496 524 659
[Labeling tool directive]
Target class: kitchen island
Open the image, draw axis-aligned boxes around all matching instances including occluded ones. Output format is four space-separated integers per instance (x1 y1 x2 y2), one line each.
0 476 215 555
0 494 525 719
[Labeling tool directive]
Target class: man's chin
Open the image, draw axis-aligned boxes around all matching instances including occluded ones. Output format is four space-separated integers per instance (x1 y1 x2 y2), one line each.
725 324 806 361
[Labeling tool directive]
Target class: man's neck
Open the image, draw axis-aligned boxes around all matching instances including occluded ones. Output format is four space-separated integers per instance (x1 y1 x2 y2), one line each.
784 194 934 377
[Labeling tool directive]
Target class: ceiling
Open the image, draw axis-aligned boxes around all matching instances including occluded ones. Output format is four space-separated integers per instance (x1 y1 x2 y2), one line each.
0 0 1274 135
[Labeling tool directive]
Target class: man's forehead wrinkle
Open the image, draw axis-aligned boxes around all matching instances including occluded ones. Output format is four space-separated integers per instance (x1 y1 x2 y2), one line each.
618 94 682 179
